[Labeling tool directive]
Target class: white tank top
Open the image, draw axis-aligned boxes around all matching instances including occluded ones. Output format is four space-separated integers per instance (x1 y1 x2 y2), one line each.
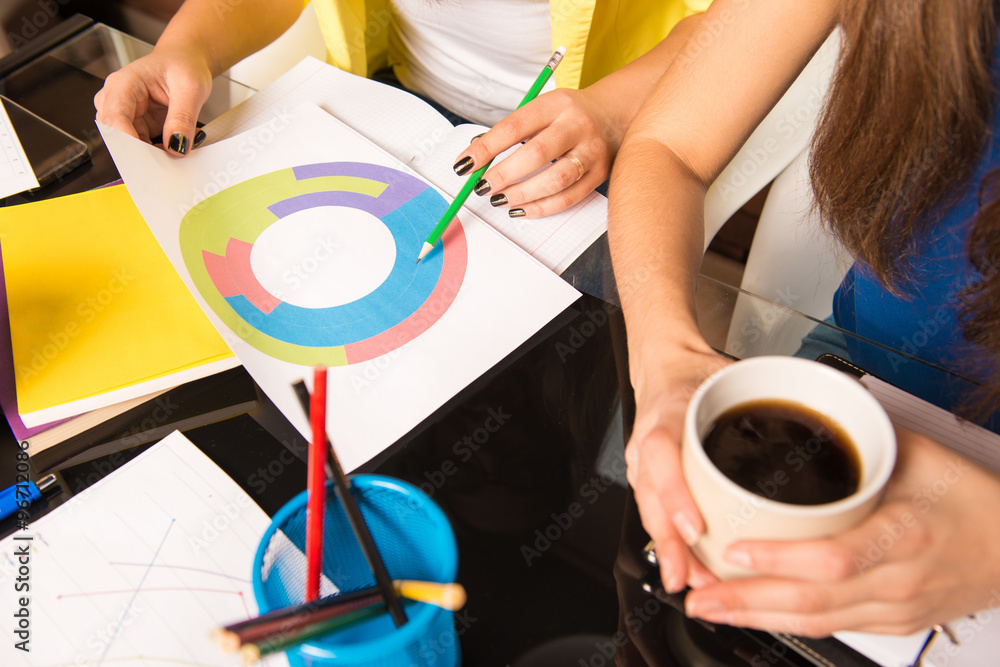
388 0 554 126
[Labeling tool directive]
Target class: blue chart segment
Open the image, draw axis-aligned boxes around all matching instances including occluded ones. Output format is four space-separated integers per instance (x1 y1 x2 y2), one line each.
180 162 468 366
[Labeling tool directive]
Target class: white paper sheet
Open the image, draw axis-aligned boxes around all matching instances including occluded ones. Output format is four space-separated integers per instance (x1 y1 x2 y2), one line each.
0 431 287 666
100 103 581 472
863 374 1000 474
201 56 607 274
0 101 39 199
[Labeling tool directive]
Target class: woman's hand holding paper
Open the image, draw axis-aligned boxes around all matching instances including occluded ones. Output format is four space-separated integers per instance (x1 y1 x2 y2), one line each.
94 0 301 155
95 49 212 154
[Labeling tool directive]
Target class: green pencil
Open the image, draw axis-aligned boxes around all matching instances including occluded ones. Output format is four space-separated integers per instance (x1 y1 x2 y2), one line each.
416 46 568 263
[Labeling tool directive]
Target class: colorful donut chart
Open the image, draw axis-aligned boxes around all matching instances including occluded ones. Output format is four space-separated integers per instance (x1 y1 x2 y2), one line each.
179 162 467 366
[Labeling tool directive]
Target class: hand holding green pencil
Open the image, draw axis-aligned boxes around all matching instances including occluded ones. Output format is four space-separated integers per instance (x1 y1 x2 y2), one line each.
415 46 568 264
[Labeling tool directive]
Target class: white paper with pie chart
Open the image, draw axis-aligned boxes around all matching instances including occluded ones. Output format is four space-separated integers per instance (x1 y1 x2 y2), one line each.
99 102 582 471
180 161 468 367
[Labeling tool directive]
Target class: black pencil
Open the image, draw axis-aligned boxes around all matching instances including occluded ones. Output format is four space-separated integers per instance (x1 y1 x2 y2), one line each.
292 379 336 480
290 379 409 627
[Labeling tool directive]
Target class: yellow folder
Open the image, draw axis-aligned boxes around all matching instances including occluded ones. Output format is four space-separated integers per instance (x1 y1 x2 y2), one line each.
1 184 237 427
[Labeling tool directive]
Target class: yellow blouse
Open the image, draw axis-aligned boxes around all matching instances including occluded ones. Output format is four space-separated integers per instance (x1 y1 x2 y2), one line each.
309 0 709 90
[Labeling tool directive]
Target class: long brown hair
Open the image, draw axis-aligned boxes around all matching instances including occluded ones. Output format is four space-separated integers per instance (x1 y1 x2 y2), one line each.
809 0 1000 419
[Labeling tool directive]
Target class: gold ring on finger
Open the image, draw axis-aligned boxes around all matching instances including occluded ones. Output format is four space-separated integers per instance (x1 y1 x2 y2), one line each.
563 153 585 182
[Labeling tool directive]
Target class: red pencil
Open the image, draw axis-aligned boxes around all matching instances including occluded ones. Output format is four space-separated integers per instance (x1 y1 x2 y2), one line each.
305 365 328 602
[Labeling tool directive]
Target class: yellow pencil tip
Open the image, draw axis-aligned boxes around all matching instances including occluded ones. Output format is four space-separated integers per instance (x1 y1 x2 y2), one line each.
441 583 467 610
211 628 240 654
240 644 261 665
394 580 467 610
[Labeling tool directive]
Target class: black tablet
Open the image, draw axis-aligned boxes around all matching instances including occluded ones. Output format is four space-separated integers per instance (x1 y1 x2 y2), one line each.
1 94 90 188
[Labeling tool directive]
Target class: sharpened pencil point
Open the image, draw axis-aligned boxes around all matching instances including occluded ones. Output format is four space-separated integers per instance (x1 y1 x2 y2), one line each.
416 242 433 264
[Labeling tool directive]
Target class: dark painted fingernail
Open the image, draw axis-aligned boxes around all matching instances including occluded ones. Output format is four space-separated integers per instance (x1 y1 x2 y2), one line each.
472 133 485 141
509 208 526 218
193 129 207 148
453 156 474 176
490 193 508 207
167 132 188 155
474 179 491 196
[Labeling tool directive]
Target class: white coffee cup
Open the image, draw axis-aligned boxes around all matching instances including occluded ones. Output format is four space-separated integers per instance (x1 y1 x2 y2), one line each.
682 356 896 579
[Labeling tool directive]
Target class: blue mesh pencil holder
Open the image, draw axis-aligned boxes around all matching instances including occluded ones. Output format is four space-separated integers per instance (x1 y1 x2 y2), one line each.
252 474 460 667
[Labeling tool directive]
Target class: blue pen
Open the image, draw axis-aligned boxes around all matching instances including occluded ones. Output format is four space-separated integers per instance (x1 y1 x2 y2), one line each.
0 474 57 522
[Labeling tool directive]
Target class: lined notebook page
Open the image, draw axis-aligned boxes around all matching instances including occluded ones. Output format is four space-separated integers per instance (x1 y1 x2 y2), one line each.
862 375 1000 474
203 57 607 274
414 122 608 274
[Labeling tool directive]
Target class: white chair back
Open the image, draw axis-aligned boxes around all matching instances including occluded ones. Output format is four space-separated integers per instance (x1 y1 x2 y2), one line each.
226 3 327 91
701 31 851 357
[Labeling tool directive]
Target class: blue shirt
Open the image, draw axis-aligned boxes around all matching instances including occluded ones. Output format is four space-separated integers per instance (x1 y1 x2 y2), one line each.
833 43 1000 430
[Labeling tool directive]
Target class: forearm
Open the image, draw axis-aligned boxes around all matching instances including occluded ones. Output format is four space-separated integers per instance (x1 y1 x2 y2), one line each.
607 0 841 394
583 14 704 156
608 137 711 396
607 15 718 384
154 0 303 76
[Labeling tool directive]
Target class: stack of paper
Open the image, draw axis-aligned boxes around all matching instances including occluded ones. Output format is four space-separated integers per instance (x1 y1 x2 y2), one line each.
0 184 240 444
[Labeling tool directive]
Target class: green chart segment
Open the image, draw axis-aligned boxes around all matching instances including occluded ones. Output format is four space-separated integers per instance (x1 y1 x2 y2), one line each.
180 162 468 366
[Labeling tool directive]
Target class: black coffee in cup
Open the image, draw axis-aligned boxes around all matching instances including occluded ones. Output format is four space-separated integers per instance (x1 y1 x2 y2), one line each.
702 399 860 505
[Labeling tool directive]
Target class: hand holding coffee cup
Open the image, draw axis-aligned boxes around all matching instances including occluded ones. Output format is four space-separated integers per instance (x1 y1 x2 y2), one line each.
681 356 897 580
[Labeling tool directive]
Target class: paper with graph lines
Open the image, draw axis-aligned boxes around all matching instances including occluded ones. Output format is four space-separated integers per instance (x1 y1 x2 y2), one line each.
0 431 288 666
